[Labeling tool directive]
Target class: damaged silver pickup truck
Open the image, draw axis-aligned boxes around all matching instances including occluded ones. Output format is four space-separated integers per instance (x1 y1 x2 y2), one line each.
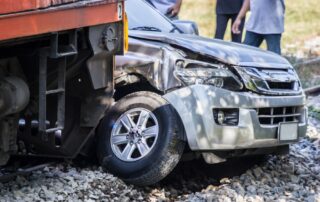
96 0 308 186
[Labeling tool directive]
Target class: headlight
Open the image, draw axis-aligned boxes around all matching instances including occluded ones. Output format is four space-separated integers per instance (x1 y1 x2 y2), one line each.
174 64 243 91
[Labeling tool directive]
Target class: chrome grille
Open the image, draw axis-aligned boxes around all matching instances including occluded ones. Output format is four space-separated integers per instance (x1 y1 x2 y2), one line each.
267 81 295 90
236 67 302 96
256 106 302 125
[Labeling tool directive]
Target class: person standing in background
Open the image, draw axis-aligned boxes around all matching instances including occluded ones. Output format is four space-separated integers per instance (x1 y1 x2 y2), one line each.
147 0 183 20
232 0 285 54
215 0 244 43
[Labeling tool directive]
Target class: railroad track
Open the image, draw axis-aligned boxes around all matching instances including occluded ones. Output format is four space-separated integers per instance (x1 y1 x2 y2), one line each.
305 85 320 96
0 157 56 183
295 57 320 96
0 163 53 183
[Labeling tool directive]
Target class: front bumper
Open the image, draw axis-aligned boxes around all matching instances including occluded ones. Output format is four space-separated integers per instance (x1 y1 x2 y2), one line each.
163 85 308 151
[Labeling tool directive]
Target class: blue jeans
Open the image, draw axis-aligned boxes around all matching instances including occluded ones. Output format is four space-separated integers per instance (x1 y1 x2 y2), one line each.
244 31 282 55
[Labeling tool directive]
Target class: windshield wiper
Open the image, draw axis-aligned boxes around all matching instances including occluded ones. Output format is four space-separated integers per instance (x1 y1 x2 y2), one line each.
131 26 162 32
169 26 182 33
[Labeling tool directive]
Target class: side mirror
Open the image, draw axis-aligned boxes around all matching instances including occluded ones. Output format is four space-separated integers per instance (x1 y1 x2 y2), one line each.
172 20 199 35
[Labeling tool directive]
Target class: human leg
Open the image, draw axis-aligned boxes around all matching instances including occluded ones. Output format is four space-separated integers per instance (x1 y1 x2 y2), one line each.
215 14 229 40
264 34 282 54
243 31 264 48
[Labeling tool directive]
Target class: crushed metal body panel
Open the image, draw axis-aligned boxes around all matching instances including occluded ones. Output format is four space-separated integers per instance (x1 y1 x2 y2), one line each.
128 31 291 69
116 31 302 95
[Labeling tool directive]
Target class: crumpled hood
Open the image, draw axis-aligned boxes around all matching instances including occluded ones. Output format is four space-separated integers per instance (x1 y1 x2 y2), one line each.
129 31 292 69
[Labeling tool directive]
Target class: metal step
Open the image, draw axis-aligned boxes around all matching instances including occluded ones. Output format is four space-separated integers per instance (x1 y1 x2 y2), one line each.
39 54 66 141
46 88 65 95
38 31 78 142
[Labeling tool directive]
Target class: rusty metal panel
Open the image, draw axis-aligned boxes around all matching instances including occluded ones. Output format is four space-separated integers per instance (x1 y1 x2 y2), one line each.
50 0 80 6
0 0 124 42
0 0 80 15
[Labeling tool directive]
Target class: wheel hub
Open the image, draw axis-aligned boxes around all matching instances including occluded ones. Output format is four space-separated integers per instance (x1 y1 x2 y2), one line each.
128 127 142 144
110 108 159 162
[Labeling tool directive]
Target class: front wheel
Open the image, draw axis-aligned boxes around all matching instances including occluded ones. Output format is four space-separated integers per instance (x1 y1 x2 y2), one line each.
97 92 185 186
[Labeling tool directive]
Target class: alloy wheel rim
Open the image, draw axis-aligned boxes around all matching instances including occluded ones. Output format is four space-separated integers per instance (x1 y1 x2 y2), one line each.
110 108 159 162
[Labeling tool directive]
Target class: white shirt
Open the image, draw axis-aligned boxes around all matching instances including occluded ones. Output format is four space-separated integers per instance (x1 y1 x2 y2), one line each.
246 0 285 34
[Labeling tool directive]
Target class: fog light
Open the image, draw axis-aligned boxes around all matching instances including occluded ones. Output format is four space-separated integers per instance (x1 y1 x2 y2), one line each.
217 111 225 125
213 109 239 126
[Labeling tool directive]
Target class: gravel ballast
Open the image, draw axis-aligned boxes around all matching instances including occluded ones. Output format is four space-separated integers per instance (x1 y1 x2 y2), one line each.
1 101 320 201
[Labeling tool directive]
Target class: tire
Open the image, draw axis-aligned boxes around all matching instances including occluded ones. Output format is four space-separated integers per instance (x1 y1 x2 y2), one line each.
97 91 185 186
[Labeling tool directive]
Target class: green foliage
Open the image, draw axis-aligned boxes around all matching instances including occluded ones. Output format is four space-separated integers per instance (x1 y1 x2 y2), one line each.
309 106 320 120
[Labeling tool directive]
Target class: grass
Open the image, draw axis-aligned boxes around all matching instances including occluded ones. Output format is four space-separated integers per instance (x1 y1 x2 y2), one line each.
179 0 320 52
309 106 320 121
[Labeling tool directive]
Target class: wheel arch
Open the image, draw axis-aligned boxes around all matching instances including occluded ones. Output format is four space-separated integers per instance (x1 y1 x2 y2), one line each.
114 74 163 101
115 89 187 142
113 70 188 143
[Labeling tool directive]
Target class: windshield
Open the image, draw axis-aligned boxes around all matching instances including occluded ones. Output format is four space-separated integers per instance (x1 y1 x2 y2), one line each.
125 0 180 33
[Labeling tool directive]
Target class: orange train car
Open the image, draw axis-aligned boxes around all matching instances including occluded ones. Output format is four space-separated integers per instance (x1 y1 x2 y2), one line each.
0 0 78 15
0 0 124 42
0 0 127 166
